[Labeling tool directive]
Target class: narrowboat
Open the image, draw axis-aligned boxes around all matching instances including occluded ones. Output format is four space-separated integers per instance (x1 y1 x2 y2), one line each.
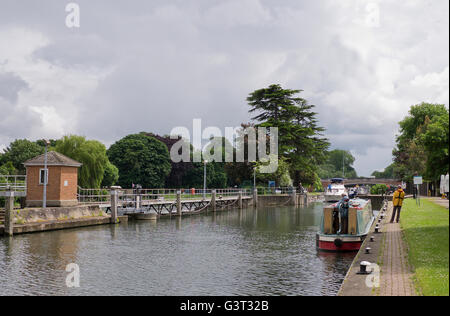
316 198 375 252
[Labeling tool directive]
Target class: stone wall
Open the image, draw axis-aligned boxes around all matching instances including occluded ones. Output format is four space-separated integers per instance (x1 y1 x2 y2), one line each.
357 194 392 210
257 195 293 207
12 204 106 224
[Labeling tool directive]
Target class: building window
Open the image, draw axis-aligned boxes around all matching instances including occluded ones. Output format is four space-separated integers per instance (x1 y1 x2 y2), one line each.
39 169 48 185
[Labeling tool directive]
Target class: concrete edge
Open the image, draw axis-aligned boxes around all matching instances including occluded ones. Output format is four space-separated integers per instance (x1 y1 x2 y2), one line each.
0 215 128 236
338 204 385 296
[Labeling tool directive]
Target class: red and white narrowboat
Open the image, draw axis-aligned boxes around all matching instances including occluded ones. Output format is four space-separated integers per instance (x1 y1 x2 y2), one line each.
316 198 375 252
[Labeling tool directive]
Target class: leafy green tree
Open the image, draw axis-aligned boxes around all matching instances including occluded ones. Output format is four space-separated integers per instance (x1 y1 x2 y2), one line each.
35 139 58 148
180 137 229 188
247 84 329 186
396 103 448 143
371 163 397 179
312 173 325 192
418 113 449 180
224 123 256 187
255 156 293 187
101 161 119 187
393 103 449 180
225 161 253 187
107 133 172 188
143 133 197 188
181 162 227 188
55 135 109 188
318 149 357 178
0 161 17 175
1 139 44 173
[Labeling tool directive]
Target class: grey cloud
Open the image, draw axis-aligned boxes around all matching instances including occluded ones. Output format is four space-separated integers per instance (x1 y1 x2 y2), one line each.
0 0 448 177
0 72 28 103
0 97 41 140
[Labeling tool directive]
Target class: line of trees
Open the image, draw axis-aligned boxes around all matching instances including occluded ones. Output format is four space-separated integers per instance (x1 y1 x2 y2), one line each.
1 84 336 190
371 102 449 182
0 136 119 188
317 149 358 179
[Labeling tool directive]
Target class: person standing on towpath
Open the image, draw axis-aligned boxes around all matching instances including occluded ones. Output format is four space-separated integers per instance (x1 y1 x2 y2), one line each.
391 185 405 223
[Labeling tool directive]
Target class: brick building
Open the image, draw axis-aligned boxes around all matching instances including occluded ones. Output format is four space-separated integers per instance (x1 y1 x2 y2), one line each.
23 151 82 207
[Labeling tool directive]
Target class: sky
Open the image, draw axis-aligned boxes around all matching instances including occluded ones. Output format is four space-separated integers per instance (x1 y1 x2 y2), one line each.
0 0 448 176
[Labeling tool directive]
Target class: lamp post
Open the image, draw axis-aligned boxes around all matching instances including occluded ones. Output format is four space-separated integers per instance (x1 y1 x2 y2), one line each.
251 161 257 189
203 160 208 200
42 139 50 208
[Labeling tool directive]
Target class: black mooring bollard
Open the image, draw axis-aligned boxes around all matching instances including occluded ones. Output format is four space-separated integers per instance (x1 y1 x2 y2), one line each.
357 261 372 275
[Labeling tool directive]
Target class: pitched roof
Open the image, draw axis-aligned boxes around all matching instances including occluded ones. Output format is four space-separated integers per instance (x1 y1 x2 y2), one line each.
23 151 82 167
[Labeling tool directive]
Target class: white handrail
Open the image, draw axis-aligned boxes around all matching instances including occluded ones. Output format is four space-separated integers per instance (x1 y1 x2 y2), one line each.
0 175 27 192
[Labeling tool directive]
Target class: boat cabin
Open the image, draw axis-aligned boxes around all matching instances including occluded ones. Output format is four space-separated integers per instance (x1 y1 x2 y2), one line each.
322 198 373 236
330 178 344 184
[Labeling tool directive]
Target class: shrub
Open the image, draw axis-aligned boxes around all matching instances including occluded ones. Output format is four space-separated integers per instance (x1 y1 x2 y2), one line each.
370 183 388 195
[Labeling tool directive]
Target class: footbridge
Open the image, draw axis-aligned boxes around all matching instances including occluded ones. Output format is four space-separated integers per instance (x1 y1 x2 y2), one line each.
77 188 256 217
321 178 402 188
77 187 302 217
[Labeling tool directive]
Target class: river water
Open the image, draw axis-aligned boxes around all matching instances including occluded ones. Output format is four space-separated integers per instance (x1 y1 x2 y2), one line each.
0 202 355 296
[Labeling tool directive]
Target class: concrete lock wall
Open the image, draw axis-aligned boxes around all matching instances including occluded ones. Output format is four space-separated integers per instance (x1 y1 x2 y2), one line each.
257 195 297 207
11 205 106 225
357 195 393 211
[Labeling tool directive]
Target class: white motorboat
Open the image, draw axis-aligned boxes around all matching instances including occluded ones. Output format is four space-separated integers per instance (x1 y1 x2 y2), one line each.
324 178 347 202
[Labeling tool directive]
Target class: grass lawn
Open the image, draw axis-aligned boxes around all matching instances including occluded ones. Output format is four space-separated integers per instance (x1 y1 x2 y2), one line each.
401 198 449 296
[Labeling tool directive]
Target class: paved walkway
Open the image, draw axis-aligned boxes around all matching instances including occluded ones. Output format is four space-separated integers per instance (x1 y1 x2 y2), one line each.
427 197 449 209
379 203 416 296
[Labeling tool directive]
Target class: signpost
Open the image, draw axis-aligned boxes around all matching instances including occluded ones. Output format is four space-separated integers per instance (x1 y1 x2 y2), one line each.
414 176 423 206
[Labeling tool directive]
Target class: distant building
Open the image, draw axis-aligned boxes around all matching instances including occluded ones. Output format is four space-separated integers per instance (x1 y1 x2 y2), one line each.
23 151 82 207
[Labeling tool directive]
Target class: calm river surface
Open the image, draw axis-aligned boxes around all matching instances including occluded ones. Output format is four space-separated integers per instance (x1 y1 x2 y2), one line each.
0 203 355 296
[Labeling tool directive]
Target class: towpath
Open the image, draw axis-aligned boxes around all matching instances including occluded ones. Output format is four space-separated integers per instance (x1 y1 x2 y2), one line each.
339 201 416 296
427 197 449 209
378 203 416 296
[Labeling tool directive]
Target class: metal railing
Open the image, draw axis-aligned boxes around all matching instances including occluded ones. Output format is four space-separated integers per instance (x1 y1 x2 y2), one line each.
255 187 297 195
77 187 111 204
0 175 27 193
77 187 253 205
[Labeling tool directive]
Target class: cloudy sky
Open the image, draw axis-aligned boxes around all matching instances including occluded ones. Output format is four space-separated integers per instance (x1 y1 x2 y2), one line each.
0 0 448 176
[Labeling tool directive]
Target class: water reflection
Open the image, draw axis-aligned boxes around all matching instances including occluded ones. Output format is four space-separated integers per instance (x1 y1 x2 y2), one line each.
0 203 354 296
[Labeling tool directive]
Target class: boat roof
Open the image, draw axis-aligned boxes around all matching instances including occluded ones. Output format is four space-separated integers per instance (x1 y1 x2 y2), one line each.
327 198 370 209
330 178 344 183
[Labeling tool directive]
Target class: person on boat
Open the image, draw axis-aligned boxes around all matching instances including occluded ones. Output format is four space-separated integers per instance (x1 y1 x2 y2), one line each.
349 187 356 199
332 206 340 234
337 195 350 234
298 182 304 194
391 185 405 223
332 194 347 234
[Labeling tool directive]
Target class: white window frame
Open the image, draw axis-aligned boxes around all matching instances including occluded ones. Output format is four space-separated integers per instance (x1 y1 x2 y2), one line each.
39 168 49 185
